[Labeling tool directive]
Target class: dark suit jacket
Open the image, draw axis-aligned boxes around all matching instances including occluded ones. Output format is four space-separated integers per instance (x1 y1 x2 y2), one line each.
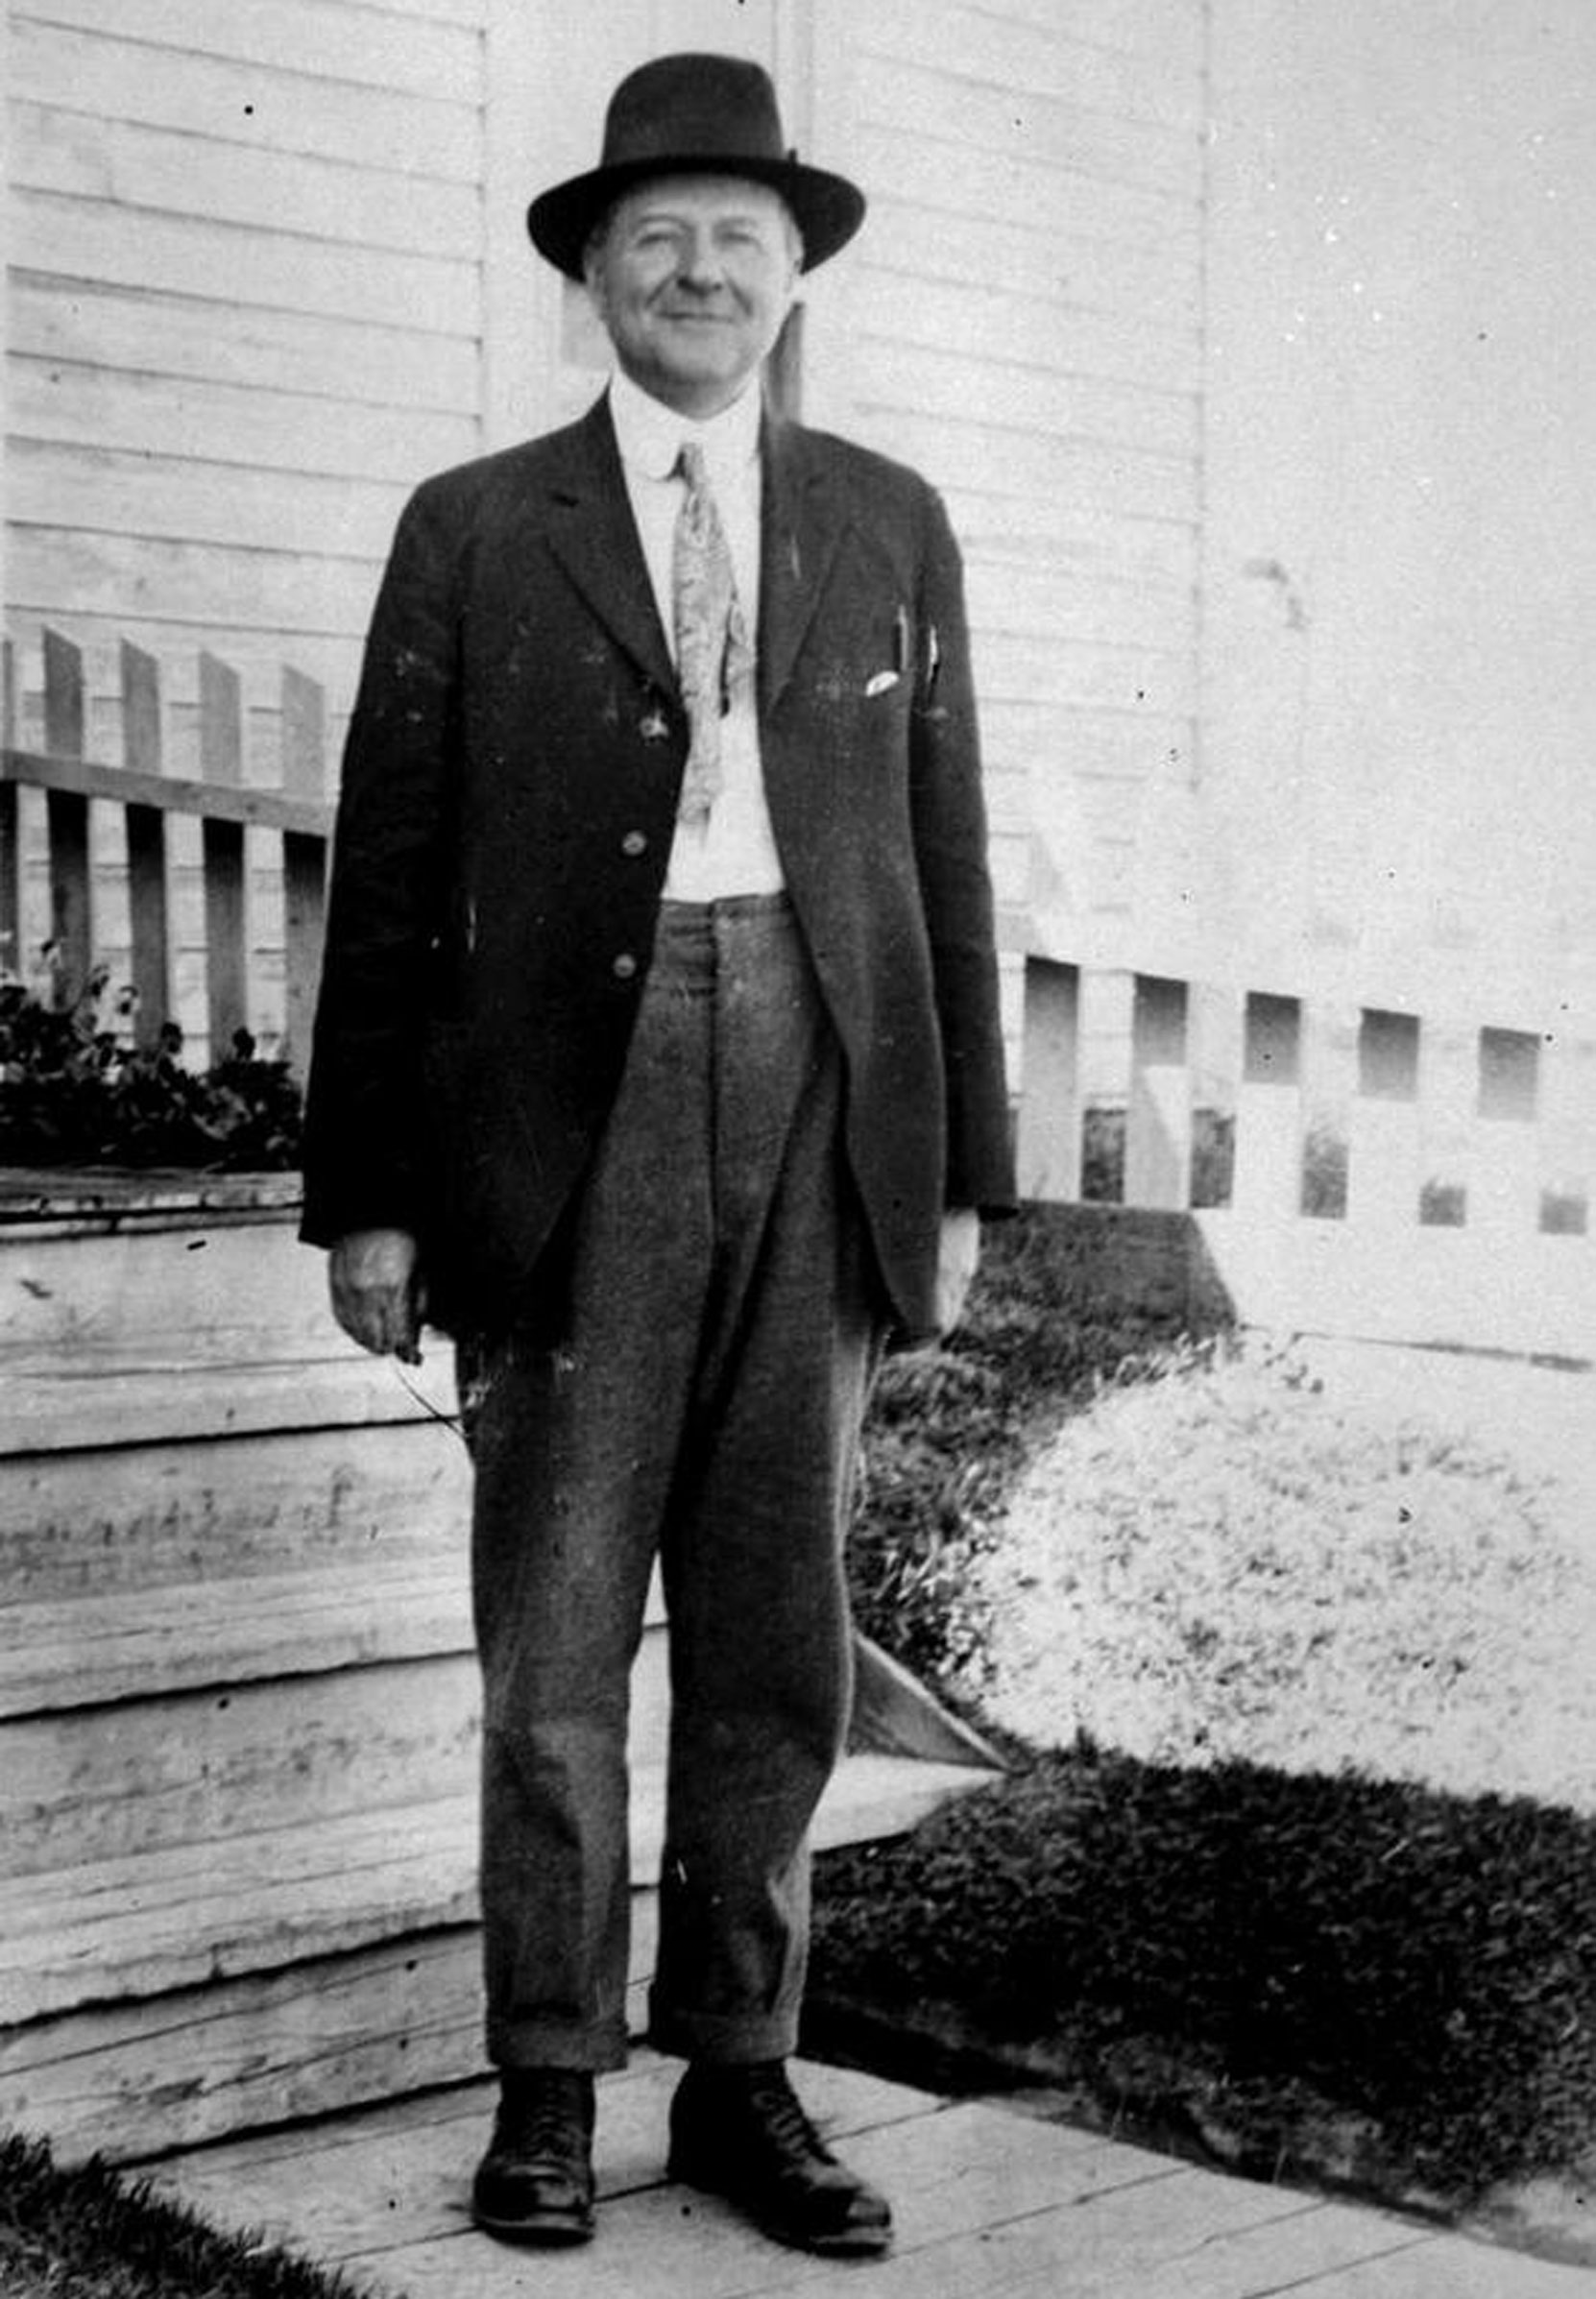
301 390 1015 1341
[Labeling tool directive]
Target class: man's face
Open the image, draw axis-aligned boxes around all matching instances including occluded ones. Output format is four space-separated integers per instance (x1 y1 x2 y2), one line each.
584 175 801 419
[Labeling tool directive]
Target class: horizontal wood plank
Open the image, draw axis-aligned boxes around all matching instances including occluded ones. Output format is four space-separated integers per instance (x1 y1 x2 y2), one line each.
10 276 478 411
9 353 476 483
1 741 337 832
964 559 1193 651
853 255 1200 392
12 104 482 261
0 1561 472 1713
6 441 408 564
16 0 484 103
854 335 1199 459
9 529 383 643
1 1653 488 1875
10 192 482 338
0 1419 469 1599
9 19 482 180
974 630 1194 716
0 1753 983 2022
858 120 1201 248
857 0 1203 128
854 47 1203 201
0 1793 482 2018
0 1925 492 2164
861 190 1199 319
941 492 1197 589
850 407 1200 522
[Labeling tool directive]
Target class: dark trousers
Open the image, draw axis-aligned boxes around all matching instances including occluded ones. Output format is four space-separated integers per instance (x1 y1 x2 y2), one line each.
466 895 882 2071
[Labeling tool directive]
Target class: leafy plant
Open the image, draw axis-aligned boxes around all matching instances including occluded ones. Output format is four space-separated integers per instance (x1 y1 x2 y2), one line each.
0 974 302 1170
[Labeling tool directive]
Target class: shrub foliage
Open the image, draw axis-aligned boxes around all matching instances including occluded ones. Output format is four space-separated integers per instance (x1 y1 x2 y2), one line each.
0 976 302 1170
813 1747 1596 2198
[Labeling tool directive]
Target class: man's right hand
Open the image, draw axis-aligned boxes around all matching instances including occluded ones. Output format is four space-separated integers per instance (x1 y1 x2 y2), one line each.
328 1227 426 1363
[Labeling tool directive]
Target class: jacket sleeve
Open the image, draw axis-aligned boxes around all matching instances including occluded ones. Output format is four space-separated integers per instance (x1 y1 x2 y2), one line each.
908 483 1018 1217
299 480 459 1248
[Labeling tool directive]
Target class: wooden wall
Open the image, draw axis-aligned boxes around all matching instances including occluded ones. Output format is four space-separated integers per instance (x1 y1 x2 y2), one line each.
800 0 1209 1014
2 0 1211 1048
4 0 490 776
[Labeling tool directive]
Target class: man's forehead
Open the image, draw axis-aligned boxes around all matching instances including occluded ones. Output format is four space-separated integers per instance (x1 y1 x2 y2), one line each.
610 174 794 229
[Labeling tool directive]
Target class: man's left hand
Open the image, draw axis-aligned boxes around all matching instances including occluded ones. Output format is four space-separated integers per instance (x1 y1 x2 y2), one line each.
934 1207 981 1335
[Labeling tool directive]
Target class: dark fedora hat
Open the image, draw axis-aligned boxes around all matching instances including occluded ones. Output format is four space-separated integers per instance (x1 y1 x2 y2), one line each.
526 52 865 279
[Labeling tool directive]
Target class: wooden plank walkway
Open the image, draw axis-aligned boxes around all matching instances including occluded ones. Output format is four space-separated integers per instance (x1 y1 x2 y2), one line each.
145 2055 1589 2297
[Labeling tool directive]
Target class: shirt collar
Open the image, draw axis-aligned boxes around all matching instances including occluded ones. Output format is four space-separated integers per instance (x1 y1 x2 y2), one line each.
608 368 763 490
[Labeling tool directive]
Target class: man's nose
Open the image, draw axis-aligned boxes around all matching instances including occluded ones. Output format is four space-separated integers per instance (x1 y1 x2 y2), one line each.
676 230 727 289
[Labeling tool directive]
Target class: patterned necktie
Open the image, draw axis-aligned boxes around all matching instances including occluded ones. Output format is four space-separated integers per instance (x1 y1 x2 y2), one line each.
672 441 753 825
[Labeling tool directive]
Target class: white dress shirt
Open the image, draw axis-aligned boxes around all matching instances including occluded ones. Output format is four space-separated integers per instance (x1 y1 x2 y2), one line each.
607 370 786 900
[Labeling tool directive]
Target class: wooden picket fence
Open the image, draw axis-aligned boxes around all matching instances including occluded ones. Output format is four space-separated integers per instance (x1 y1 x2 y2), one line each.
1 630 334 1068
1019 957 1595 1358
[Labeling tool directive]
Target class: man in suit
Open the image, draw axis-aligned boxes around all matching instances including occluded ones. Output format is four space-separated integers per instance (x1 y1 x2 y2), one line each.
302 52 1014 2262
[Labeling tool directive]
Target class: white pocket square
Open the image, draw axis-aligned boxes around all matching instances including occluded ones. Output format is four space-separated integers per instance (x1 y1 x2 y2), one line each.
864 669 901 698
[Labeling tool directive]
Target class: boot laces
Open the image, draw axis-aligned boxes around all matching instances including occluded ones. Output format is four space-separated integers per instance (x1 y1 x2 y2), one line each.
746 2067 831 2165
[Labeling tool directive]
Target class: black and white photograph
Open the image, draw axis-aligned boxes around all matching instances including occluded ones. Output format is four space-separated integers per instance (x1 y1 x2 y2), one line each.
0 5 1592 2293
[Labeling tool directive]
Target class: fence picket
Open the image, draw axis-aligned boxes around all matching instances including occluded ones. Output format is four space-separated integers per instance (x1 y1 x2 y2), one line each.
198 652 248 1059
1232 992 1302 1222
41 632 91 1007
0 642 16 980
120 642 171 1053
279 666 327 1066
1125 974 1190 1210
1016 959 1080 1201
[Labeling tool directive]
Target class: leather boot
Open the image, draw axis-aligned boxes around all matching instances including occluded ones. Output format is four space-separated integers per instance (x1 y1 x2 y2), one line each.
472 2068 595 2245
666 2060 892 2258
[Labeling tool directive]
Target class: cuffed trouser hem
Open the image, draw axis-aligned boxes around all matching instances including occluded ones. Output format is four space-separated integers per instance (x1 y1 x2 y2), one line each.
644 1995 801 2067
487 2018 630 2076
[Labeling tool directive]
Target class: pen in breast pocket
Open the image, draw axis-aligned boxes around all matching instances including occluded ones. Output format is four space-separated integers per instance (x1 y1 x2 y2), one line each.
893 606 910 675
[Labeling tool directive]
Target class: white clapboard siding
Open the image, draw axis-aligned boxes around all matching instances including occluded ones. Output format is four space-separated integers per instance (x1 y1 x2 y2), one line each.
10 531 385 641
853 338 1198 463
10 197 480 338
831 0 1206 948
12 109 481 263
8 443 409 564
5 0 489 736
25 0 485 103
853 48 1203 201
864 196 1200 327
9 18 482 179
10 359 478 485
9 279 479 413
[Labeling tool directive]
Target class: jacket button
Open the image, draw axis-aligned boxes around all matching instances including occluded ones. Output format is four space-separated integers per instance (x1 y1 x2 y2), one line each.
612 953 638 980
639 710 670 742
621 831 647 858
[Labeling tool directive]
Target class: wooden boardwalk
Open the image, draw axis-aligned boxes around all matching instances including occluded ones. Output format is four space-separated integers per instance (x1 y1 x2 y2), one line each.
145 2054 1589 2298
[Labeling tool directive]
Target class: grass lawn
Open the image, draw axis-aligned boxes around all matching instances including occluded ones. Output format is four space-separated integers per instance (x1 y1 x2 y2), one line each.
970 1333 1596 1810
815 1214 1596 2238
0 2134 361 2299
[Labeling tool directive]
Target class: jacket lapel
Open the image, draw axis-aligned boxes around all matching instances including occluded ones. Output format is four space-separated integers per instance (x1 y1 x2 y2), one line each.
539 395 676 695
759 414 852 713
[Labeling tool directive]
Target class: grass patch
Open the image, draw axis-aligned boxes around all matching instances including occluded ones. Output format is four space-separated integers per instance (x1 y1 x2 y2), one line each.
812 1749 1596 2202
0 2132 359 2299
971 1337 1595 1809
830 1249 1596 2216
848 1205 1220 1693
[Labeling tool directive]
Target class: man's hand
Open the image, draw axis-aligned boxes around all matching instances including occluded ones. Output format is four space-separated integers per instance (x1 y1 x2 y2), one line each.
934 1207 981 1336
328 1227 426 1364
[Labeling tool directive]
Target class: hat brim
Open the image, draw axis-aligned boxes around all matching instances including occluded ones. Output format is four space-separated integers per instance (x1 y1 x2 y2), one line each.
527 155 865 279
